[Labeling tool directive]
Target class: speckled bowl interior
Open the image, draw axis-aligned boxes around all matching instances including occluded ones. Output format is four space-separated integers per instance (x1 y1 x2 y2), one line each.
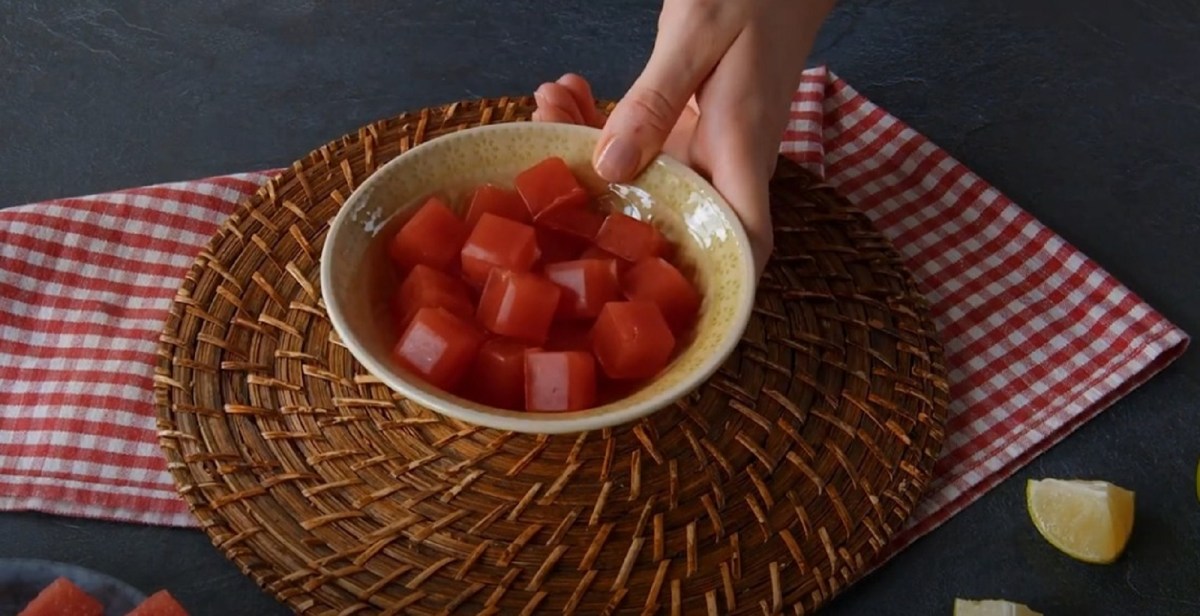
321 122 755 434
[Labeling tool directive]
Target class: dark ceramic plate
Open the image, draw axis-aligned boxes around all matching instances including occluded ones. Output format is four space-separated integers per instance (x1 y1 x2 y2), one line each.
0 559 145 615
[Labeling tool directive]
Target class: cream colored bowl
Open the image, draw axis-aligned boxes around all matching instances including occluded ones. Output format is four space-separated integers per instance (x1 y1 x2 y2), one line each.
320 122 755 434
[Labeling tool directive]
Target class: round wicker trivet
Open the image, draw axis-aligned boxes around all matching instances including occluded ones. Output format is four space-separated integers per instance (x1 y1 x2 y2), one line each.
154 97 948 615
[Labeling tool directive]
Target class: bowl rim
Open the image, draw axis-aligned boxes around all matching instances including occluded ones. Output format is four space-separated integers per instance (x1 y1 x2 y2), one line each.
0 558 148 611
320 122 757 434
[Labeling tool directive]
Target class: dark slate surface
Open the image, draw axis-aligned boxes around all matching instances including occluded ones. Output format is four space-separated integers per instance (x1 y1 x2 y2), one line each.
1 1 1198 614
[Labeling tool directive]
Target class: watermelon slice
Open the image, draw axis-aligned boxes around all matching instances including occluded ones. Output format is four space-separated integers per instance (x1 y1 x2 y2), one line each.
126 589 189 616
17 577 103 616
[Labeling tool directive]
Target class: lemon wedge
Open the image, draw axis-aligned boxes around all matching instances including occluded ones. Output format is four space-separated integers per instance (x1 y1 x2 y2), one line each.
954 598 1042 616
1026 478 1134 564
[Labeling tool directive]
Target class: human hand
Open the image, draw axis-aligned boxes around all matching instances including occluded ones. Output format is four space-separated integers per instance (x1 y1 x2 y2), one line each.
532 0 835 274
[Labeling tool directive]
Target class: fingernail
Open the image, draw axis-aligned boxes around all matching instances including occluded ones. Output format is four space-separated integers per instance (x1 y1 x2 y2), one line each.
594 137 639 182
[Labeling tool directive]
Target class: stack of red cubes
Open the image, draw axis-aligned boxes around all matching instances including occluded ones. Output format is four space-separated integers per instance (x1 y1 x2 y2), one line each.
386 157 701 412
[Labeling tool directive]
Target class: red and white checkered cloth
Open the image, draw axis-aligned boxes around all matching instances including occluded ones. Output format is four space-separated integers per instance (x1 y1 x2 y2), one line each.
0 68 1188 559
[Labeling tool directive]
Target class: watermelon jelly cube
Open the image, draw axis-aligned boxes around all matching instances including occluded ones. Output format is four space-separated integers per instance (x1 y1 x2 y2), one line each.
460 213 540 287
465 184 530 226
591 301 676 380
622 257 702 330
393 307 484 391
545 321 594 353
594 213 666 263
580 244 631 272
544 258 622 319
580 244 618 261
538 205 604 241
536 227 588 264
476 269 562 345
17 577 103 616
392 264 474 331
465 338 530 410
525 350 597 411
126 590 190 616
515 156 589 220
388 197 469 272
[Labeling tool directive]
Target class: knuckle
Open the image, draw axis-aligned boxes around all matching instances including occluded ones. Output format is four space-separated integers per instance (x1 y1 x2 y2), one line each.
690 0 723 23
687 142 712 177
667 0 720 22
748 213 775 266
757 234 774 258
623 89 679 137
664 0 746 33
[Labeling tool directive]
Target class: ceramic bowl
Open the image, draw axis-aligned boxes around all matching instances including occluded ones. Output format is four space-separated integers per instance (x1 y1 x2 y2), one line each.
0 559 146 616
320 122 755 434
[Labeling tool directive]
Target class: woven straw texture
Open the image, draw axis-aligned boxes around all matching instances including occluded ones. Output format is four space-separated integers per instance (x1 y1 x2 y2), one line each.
154 98 949 615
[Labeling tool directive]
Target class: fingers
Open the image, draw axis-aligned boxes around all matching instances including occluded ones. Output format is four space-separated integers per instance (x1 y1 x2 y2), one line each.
689 30 781 272
705 129 775 274
688 0 834 274
531 105 577 124
593 0 754 182
660 99 699 168
556 74 606 128
532 74 608 128
534 82 585 125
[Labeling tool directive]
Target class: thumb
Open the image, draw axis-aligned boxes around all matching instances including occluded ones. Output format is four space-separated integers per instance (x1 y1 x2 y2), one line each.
593 2 749 182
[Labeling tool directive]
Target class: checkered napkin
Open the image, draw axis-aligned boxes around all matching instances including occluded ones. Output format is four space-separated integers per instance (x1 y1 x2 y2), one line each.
0 67 1187 559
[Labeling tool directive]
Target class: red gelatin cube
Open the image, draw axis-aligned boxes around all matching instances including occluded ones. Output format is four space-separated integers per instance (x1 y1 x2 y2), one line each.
515 156 589 219
545 321 594 352
17 577 103 616
525 350 596 411
580 245 630 272
476 269 562 344
126 590 190 616
465 338 530 410
580 245 616 260
536 227 588 264
594 213 666 262
388 197 469 272
460 213 539 287
544 259 622 319
393 264 474 330
393 307 484 391
465 184 530 226
538 206 604 241
623 257 702 330
592 301 676 380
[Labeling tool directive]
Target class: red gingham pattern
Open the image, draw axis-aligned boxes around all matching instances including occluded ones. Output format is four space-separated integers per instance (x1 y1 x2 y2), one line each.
0 68 1188 560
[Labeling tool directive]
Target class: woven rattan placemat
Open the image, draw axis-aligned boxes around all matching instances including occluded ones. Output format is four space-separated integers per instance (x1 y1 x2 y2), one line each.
154 98 948 615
